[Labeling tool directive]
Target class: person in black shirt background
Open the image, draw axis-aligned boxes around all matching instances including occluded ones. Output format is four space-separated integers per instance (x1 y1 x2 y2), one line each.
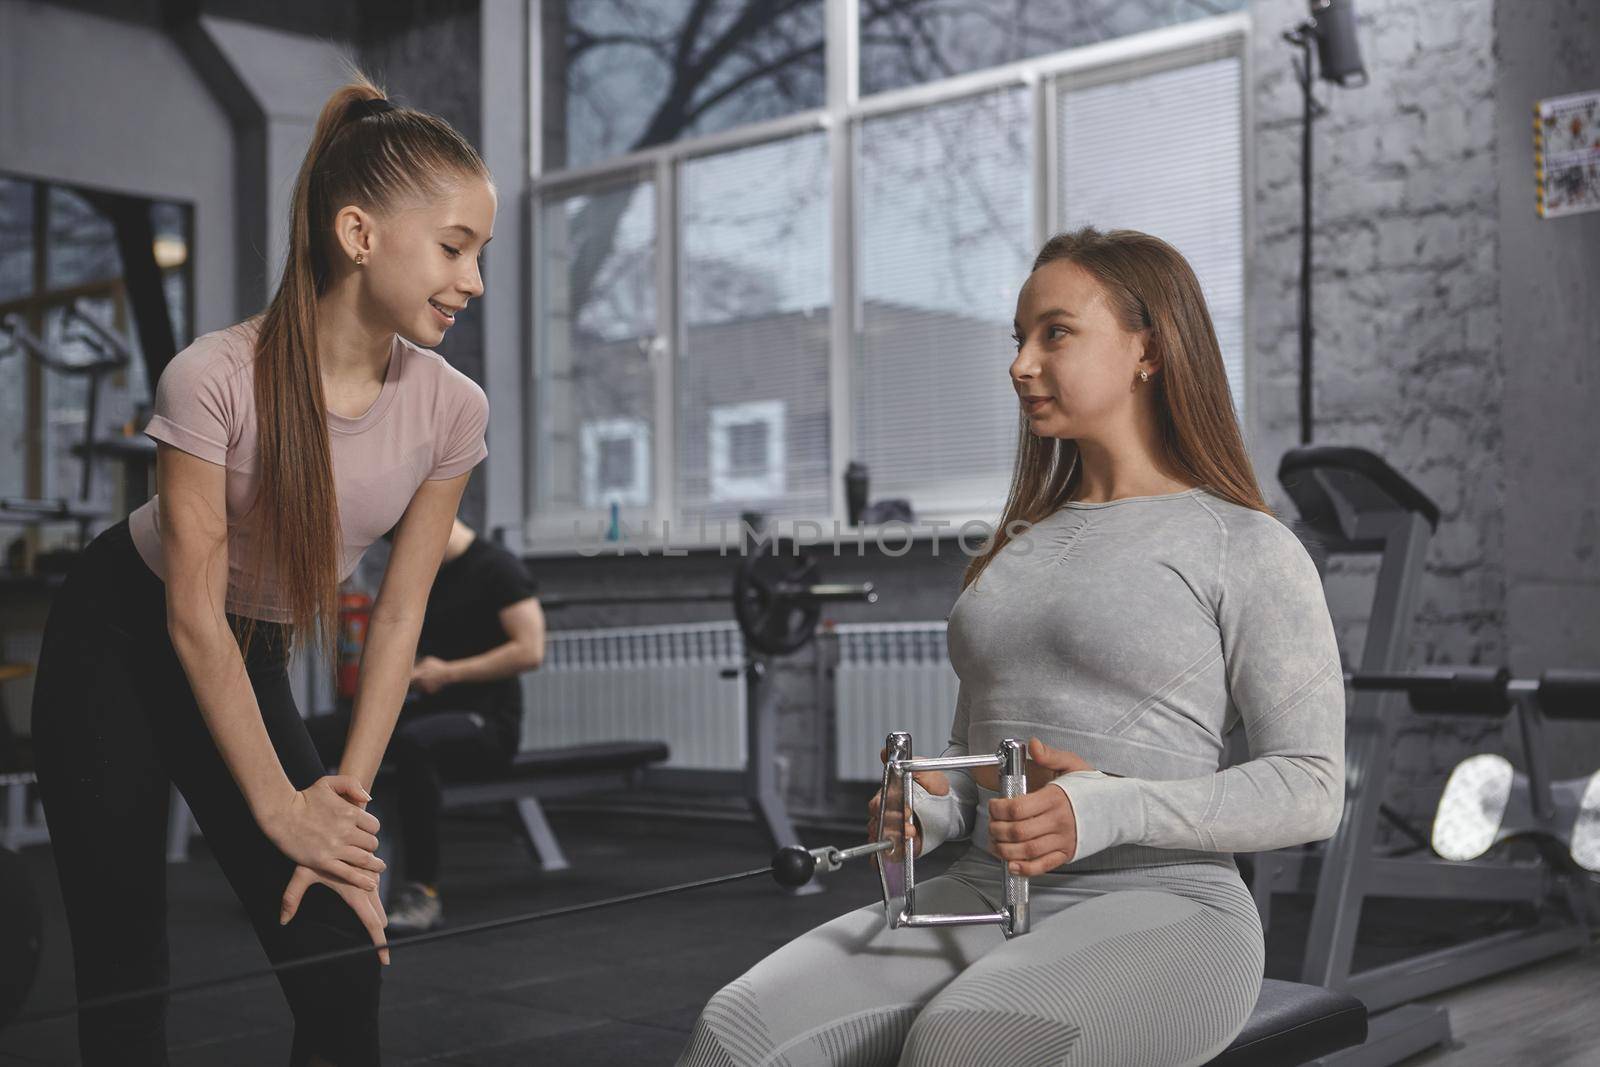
309 518 545 932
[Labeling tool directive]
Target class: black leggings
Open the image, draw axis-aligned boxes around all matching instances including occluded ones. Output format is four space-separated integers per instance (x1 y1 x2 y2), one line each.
29 519 381 1066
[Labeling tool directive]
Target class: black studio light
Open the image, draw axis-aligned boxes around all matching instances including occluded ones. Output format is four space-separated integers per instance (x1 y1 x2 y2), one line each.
1284 0 1368 444
1307 0 1369 88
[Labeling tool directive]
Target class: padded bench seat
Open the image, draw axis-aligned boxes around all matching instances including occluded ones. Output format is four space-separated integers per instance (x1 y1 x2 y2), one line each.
431 740 671 872
1206 979 1369 1066
502 741 671 777
436 740 670 806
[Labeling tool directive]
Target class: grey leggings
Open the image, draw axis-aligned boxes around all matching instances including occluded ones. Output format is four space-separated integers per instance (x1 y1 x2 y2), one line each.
679 845 1264 1067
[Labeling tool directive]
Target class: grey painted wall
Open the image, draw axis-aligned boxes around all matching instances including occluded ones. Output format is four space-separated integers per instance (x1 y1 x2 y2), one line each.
193 15 353 312
478 0 531 553
0 0 237 332
1495 0 1600 781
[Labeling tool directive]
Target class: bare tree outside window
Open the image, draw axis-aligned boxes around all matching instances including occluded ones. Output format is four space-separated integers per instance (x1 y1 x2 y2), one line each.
859 0 1240 94
536 0 1243 528
545 0 1243 318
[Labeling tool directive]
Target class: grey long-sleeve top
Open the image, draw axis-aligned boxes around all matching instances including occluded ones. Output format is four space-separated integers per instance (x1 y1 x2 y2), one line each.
914 486 1346 865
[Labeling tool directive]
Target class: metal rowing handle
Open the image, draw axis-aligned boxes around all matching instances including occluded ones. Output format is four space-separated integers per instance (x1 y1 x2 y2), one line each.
774 734 1032 939
999 738 1031 935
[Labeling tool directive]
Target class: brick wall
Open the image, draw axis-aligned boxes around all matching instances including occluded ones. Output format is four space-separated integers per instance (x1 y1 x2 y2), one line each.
1496 0 1600 783
1249 0 1511 849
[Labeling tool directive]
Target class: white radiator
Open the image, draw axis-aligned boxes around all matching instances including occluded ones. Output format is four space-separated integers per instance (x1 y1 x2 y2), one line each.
833 622 961 782
520 621 747 771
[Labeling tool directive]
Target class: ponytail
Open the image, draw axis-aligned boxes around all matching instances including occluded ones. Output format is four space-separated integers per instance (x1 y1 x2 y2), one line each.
237 69 488 663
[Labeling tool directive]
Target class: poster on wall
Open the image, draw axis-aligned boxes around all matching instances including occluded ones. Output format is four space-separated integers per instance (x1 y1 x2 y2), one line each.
1535 90 1600 218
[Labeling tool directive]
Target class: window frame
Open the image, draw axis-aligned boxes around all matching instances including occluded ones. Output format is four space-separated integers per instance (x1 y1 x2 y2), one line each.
524 5 1252 558
0 171 196 554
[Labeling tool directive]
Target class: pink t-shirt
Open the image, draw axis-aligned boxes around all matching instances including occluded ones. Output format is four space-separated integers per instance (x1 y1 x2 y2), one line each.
127 319 489 622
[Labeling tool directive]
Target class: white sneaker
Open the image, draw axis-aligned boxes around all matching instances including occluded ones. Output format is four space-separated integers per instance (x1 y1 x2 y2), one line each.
387 882 443 934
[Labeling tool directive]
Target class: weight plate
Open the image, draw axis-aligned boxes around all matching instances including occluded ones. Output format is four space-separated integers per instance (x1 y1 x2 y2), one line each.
732 538 823 656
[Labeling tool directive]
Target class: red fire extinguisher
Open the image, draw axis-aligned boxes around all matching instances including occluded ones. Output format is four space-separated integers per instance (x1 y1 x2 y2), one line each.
337 587 374 701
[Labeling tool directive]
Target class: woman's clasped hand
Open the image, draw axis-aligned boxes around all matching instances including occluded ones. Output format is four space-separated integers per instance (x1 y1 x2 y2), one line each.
260 774 392 963
261 774 385 887
987 737 1089 876
865 736 1094 875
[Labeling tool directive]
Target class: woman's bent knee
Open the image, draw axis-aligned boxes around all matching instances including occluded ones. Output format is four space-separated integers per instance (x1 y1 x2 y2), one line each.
679 978 778 1067
275 885 382 1065
899 890 1261 1067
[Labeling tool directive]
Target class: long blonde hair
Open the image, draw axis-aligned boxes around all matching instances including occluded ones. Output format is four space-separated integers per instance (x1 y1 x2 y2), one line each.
241 70 489 660
961 227 1269 592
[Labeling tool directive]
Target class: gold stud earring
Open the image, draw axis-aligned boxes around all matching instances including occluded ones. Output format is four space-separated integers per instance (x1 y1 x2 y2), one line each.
354 252 366 266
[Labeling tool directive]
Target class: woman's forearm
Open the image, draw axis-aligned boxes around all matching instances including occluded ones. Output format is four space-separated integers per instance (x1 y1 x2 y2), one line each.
340 607 425 791
169 617 297 822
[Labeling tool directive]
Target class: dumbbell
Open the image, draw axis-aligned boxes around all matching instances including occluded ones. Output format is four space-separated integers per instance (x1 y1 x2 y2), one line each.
1365 668 1600 870
1432 755 1600 870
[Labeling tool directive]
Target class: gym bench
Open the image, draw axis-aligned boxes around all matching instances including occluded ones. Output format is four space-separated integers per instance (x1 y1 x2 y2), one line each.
432 740 671 872
1208 979 1368 1066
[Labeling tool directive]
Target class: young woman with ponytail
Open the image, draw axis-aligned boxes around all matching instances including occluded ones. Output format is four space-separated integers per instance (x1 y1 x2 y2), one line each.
29 74 495 1066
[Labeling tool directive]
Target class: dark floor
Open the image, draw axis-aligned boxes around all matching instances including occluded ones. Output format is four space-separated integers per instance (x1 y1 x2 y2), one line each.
3 808 907 1066
3 808 1597 1065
